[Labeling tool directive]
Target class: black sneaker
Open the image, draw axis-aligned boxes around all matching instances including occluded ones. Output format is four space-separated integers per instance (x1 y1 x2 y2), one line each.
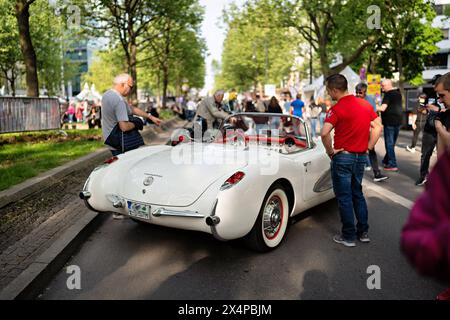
358 232 370 243
333 234 356 247
415 177 427 186
373 173 389 182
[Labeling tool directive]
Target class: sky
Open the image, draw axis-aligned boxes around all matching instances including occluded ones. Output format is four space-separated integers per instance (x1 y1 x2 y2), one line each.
199 0 245 93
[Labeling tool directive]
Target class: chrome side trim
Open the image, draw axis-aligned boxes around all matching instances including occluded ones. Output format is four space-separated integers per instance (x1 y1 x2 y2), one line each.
152 208 205 218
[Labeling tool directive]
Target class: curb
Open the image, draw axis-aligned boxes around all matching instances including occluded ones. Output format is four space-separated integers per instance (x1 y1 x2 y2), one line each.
0 213 107 300
0 117 181 209
0 117 184 300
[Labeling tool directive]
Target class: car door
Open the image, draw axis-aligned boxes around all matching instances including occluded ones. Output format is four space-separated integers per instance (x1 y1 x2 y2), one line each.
291 121 332 202
299 147 331 202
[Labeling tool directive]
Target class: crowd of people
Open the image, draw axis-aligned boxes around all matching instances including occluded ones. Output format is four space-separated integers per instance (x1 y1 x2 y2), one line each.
187 76 449 299
61 100 102 129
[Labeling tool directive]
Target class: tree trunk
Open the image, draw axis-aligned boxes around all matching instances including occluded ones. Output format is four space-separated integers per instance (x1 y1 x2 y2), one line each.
129 38 138 101
15 0 39 97
162 63 169 108
156 70 161 107
11 69 16 97
396 49 405 110
161 24 171 109
318 38 330 83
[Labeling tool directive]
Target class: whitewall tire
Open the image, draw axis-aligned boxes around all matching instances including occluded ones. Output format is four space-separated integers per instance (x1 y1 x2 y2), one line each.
244 184 290 252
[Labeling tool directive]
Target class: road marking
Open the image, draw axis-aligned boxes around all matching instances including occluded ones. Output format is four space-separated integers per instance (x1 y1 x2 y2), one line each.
363 178 414 210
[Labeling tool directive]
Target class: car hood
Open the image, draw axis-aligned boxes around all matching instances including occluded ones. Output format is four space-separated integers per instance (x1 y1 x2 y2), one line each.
122 144 249 206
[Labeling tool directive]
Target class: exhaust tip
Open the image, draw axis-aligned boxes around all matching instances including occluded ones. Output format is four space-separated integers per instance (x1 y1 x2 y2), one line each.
206 216 220 226
79 191 91 200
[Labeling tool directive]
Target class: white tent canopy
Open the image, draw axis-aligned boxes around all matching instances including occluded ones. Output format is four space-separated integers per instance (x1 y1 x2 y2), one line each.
302 66 362 102
75 83 102 102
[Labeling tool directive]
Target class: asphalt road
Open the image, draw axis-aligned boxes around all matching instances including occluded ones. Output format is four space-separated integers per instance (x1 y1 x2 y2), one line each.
38 131 446 300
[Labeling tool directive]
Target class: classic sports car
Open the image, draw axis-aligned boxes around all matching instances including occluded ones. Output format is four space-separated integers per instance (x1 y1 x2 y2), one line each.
80 113 334 251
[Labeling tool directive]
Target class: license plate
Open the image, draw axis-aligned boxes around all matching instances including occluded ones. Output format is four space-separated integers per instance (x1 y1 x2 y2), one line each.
127 201 150 220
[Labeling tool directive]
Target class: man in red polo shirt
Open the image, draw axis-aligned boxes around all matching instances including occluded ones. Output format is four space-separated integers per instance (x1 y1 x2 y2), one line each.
321 74 383 247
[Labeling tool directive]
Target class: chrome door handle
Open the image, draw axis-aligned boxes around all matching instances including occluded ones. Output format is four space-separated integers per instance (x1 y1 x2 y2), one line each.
303 161 311 172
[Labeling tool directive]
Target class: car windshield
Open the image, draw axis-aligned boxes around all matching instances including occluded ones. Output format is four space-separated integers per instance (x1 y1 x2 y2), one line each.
210 113 310 154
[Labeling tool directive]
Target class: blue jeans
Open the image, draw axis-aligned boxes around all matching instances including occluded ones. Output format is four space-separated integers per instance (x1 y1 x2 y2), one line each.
319 113 326 131
310 118 317 138
383 126 400 168
331 153 369 241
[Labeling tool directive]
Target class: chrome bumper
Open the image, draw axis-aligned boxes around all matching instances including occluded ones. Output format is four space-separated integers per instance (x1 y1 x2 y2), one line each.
152 207 205 218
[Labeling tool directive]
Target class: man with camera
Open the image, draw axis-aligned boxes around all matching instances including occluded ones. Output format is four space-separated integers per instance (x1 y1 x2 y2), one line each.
414 74 445 186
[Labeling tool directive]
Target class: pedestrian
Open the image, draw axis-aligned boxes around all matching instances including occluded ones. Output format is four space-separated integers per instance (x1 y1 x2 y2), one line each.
87 106 101 129
406 93 428 153
101 74 161 219
434 73 450 156
377 79 403 172
186 99 197 121
355 83 388 182
283 94 292 115
309 96 322 139
75 102 83 123
290 93 304 118
318 97 327 131
244 98 256 112
267 96 283 114
193 90 230 133
67 103 75 123
102 74 161 157
321 74 383 247
255 94 267 113
415 74 444 186
228 88 237 112
267 96 283 129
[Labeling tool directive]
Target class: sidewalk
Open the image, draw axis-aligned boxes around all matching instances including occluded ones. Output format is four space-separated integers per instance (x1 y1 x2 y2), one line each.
0 118 187 299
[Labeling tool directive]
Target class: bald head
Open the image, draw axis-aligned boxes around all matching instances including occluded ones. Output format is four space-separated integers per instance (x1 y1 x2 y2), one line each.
114 74 131 85
113 73 133 97
381 79 393 92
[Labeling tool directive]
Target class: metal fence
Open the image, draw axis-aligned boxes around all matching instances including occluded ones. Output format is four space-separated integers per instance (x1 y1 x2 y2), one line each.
0 97 61 134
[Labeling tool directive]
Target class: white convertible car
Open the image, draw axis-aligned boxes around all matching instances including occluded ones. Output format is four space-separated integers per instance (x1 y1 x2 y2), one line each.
80 113 334 251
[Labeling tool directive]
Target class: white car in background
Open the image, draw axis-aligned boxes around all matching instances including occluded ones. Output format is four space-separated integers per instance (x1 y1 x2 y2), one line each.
80 113 334 251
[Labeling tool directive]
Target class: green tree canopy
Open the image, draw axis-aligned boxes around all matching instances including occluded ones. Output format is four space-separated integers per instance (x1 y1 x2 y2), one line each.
215 1 301 92
372 0 441 90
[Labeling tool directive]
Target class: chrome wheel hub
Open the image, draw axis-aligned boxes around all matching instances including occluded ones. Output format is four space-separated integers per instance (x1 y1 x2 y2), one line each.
263 197 282 239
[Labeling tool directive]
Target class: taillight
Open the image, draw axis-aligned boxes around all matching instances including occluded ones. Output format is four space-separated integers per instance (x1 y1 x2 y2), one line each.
104 156 119 164
220 171 245 190
171 135 186 146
